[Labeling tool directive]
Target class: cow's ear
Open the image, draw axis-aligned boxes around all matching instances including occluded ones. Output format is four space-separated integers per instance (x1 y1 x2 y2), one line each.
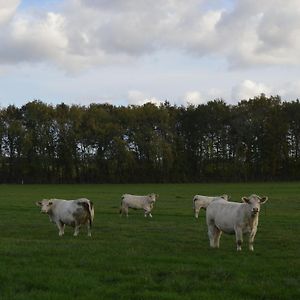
259 196 268 204
156 194 159 199
36 201 42 207
242 197 250 203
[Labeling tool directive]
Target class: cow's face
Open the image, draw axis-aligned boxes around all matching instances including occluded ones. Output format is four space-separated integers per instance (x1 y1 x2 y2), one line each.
242 195 268 216
36 199 53 214
221 194 230 201
149 193 158 204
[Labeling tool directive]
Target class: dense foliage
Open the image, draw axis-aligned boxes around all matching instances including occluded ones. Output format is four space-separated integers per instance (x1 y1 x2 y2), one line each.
0 94 299 183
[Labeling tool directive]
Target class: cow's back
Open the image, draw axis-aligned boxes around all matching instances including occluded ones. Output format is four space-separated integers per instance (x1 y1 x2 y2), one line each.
194 195 215 206
51 199 91 226
194 195 228 209
52 199 71 215
122 194 147 209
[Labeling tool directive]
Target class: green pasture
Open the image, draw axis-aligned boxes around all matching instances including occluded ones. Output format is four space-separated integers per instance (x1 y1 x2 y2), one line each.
0 183 299 300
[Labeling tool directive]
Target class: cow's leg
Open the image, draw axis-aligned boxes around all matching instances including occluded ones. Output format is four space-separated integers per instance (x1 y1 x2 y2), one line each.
87 221 92 237
124 206 129 217
144 209 152 218
208 224 218 248
214 229 222 248
235 228 243 251
195 207 200 218
249 228 257 251
87 225 91 237
56 221 65 236
74 223 81 236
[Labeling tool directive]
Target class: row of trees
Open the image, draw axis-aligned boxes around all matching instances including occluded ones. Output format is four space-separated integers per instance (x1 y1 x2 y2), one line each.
0 94 299 183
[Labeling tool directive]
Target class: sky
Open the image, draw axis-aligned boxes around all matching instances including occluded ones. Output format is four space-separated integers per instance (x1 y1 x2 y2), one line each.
0 0 300 107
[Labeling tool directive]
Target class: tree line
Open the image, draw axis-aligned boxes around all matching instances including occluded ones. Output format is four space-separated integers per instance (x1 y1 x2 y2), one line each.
0 94 299 183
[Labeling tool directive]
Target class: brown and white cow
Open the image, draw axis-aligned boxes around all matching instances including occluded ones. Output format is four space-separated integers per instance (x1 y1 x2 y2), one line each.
120 193 158 217
206 194 268 251
36 198 94 237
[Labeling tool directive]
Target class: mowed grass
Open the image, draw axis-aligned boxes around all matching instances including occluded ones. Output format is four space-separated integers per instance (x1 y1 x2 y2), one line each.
0 183 299 300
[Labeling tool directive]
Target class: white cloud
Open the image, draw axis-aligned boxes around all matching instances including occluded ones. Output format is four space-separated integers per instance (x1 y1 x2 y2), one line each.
0 0 20 24
0 11 70 67
183 91 205 106
278 80 300 101
1 0 300 71
231 79 271 101
127 90 163 106
216 0 300 68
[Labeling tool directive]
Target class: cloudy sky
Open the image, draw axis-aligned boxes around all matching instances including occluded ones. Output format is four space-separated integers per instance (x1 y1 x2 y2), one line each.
0 0 299 107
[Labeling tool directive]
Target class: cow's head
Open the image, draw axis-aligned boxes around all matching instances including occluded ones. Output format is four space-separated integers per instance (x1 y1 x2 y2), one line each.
242 194 268 216
221 194 230 201
148 193 158 204
36 199 54 214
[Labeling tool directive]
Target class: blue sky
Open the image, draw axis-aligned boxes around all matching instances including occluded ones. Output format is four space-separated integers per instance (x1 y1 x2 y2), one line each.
0 0 299 107
19 0 61 9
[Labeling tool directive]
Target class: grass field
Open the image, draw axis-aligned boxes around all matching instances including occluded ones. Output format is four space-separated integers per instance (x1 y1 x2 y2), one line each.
0 183 299 300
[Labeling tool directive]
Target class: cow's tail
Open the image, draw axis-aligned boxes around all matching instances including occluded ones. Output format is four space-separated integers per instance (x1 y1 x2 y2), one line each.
120 195 125 215
88 201 94 227
79 200 94 227
193 196 197 210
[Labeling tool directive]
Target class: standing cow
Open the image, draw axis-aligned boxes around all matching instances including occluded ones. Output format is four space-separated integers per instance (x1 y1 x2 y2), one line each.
206 194 268 251
120 193 158 217
193 194 229 218
36 198 94 237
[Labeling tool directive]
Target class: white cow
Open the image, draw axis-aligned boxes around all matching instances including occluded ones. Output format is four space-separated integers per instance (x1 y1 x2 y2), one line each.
206 194 268 251
120 193 158 217
36 198 94 237
193 194 229 218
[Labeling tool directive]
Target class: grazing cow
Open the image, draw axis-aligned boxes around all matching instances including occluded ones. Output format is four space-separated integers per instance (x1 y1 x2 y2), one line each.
206 194 268 251
120 193 158 217
36 198 94 237
193 194 229 218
